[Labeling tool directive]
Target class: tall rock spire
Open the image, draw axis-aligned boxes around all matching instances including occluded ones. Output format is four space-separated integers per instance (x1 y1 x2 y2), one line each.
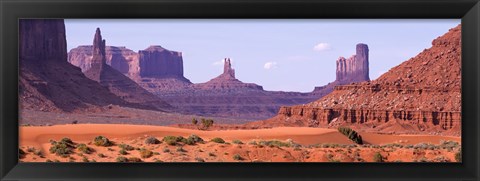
91 28 107 65
222 58 235 78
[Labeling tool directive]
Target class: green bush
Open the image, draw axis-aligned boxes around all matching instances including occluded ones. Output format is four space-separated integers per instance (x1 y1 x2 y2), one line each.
49 139 75 157
232 140 243 144
139 148 153 158
116 156 128 162
118 144 134 151
145 136 161 144
77 144 93 154
373 152 383 162
233 154 243 161
337 127 363 144
163 136 179 146
258 140 291 147
93 136 112 147
119 149 128 155
210 137 225 144
187 135 204 145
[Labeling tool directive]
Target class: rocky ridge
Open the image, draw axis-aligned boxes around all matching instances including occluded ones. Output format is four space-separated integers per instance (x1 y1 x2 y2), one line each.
250 25 462 136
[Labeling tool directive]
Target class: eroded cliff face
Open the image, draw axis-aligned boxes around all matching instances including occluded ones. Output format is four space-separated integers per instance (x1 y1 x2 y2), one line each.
68 46 138 74
311 43 370 96
83 28 172 111
253 25 461 136
138 46 184 78
19 19 129 112
336 44 370 83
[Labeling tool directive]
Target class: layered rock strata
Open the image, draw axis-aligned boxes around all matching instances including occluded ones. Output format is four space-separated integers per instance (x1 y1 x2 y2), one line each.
253 25 462 135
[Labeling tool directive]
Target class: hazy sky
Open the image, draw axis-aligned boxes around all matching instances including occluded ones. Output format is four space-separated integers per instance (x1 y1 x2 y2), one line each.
65 19 460 92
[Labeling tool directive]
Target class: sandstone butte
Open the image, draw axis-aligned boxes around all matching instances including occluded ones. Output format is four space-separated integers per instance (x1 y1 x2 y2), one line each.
247 25 461 136
82 28 172 111
68 38 372 120
19 19 132 112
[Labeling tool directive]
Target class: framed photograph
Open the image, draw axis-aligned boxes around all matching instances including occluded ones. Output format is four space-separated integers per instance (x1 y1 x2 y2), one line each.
1 0 479 180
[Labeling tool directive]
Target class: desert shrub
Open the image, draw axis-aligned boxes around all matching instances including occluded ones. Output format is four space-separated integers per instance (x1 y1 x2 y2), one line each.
337 127 363 144
413 143 438 150
186 135 204 145
232 140 243 144
455 148 462 162
118 144 134 151
208 152 216 157
49 139 75 157
93 136 112 147
248 140 258 145
46 159 53 162
233 154 243 161
199 118 214 130
139 148 153 158
77 144 93 154
373 152 384 162
176 147 186 152
60 138 74 145
163 136 179 146
195 157 205 162
440 140 460 151
119 149 128 155
258 140 291 147
145 136 161 144
128 157 142 162
34 150 44 157
26 147 36 152
210 137 225 144
192 118 198 125
116 156 128 162
176 136 188 144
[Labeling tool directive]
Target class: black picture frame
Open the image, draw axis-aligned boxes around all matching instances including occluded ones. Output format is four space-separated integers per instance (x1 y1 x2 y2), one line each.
1 0 479 180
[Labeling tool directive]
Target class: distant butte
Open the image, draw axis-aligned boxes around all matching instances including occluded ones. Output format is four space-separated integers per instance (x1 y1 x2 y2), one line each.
83 28 172 111
194 58 263 90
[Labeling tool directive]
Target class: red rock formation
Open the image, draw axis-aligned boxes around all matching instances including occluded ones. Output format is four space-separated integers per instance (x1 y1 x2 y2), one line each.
83 28 172 111
336 43 370 83
138 46 185 79
68 46 137 74
311 43 370 96
194 58 263 90
19 19 129 112
251 25 461 136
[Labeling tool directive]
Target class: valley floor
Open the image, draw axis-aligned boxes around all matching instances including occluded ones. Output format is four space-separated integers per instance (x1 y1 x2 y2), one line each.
19 124 461 162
